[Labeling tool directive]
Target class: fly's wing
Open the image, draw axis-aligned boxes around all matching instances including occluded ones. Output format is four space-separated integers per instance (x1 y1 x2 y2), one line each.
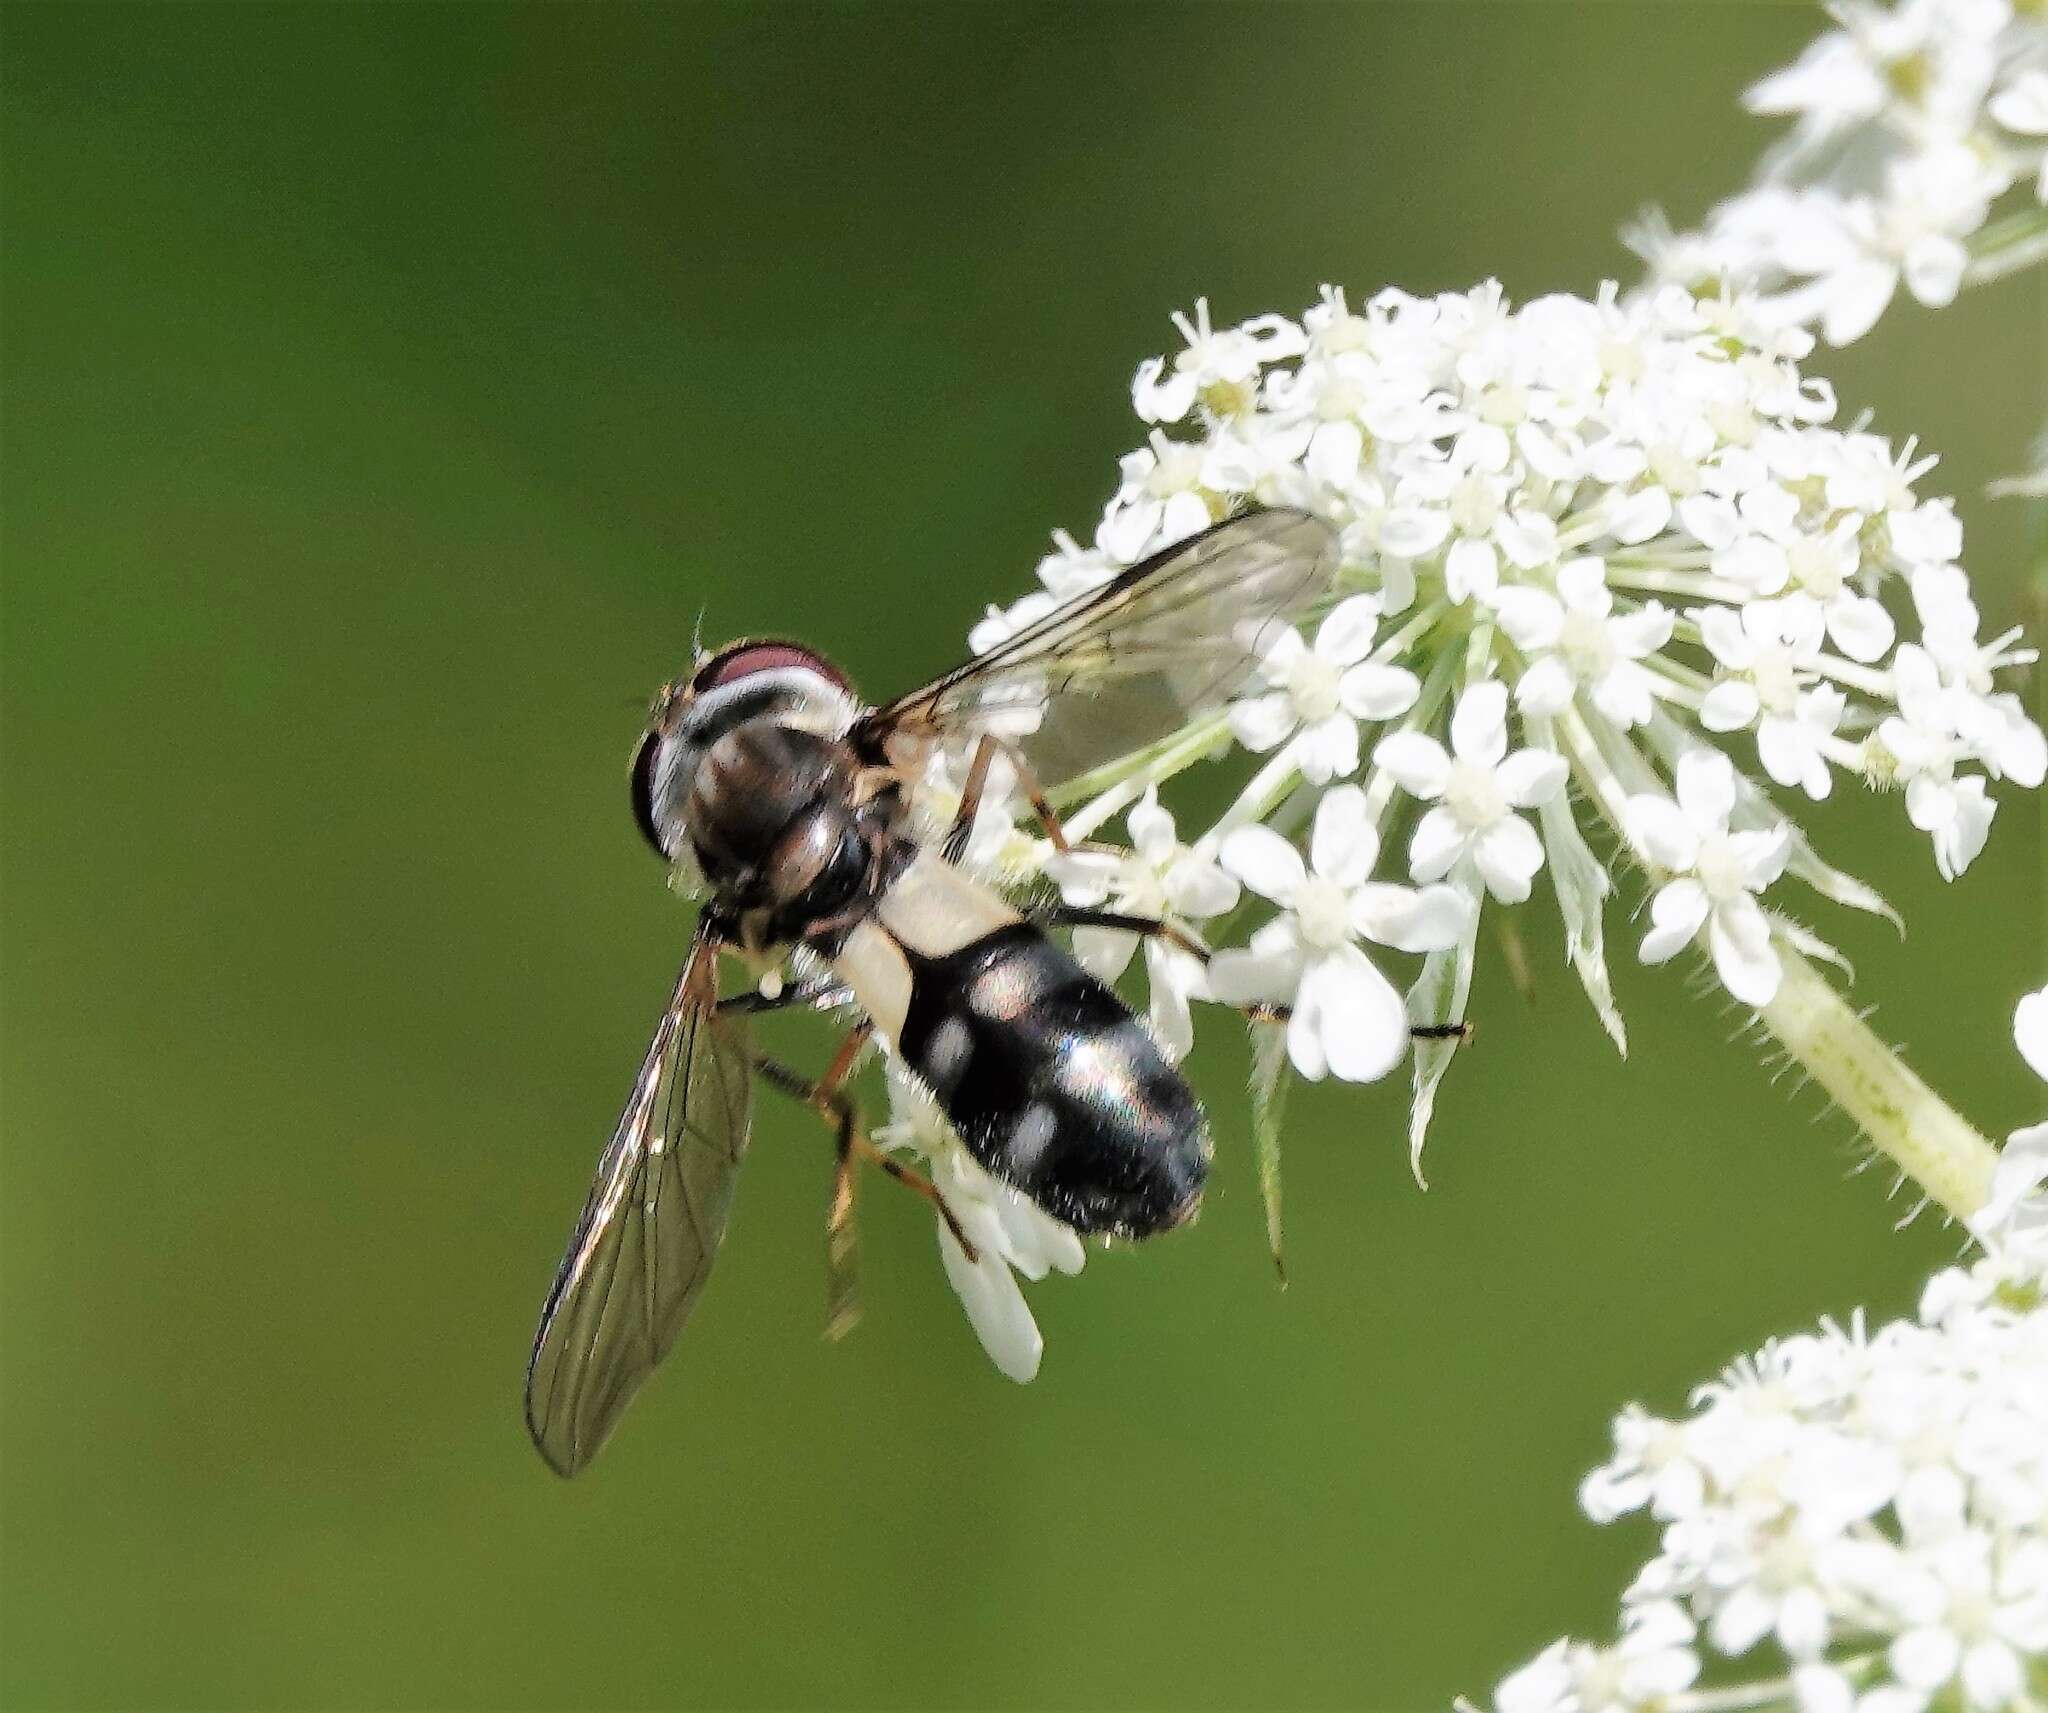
525 935 752 1477
858 509 1338 794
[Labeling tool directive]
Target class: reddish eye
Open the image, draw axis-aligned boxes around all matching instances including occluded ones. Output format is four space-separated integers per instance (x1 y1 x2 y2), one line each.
689 639 850 695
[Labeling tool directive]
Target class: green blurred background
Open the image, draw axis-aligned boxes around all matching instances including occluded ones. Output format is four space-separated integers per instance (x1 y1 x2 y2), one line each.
4 4 2042 1709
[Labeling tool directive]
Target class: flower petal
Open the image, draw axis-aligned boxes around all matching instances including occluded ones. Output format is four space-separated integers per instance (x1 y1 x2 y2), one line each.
1708 897 1781 1006
1315 594 1381 666
1339 663 1421 721
2015 987 2048 1083
1472 814 1543 903
1701 679 1761 732
1674 747 1737 829
1497 747 1567 809
1229 691 1296 753
1515 655 1572 718
1295 714 1361 784
1352 881 1470 953
1452 680 1511 768
1640 878 1708 964
1301 943 1409 1083
1445 536 1500 603
1047 847 1118 907
1127 790 1176 861
1219 824 1306 904
1165 858 1239 920
1374 731 1452 800
1311 786 1379 887
1285 968 1331 1080
1408 806 1466 883
1828 593 1895 663
1072 925 1138 983
1491 587 1564 651
938 1218 1042 1383
1627 793 1699 872
1208 940 1305 1007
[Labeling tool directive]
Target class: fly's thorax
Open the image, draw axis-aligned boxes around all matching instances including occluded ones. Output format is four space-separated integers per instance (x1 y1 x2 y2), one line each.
687 723 896 946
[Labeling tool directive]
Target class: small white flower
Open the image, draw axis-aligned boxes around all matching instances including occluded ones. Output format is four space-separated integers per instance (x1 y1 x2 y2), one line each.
1875 644 1999 880
1887 1531 2048 1709
1489 1603 1701 1713
1228 594 1420 784
878 1069 1083 1385
1628 749 1791 1006
1784 516 1897 663
1783 145 2001 346
1375 681 1568 903
1968 986 2048 1259
1698 598 1846 801
1131 298 1307 425
1032 528 1117 603
1208 787 1468 1082
1047 791 1238 1061
1492 556 1675 729
1099 430 1216 561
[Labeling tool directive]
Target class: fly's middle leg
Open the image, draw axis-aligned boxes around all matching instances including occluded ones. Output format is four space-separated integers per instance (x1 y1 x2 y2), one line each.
753 1027 980 1341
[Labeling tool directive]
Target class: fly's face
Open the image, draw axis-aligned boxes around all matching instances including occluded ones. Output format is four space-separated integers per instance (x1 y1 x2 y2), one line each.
630 640 863 867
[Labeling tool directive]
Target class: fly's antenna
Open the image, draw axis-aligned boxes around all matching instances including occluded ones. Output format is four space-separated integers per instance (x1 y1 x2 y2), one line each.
691 607 710 668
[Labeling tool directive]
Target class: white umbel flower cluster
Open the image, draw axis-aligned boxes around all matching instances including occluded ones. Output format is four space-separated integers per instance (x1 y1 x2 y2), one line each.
881 279 2039 1378
1471 988 2048 1713
954 283 2039 1178
1631 0 2048 344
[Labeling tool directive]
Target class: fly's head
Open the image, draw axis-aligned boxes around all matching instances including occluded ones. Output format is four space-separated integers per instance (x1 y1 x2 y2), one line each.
630 639 862 867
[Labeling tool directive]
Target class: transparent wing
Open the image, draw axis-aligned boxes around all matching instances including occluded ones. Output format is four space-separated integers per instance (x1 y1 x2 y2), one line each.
859 508 1338 794
525 933 752 1477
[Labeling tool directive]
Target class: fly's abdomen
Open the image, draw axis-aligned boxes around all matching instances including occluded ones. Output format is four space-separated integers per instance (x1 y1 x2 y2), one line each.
895 923 1209 1239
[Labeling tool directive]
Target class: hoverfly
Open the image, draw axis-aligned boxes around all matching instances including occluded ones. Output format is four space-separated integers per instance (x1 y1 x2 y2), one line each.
526 508 1340 1475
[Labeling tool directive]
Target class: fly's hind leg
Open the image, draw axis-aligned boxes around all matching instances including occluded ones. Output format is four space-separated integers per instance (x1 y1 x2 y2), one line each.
754 1028 979 1341
1043 904 1212 962
1222 1001 1474 1047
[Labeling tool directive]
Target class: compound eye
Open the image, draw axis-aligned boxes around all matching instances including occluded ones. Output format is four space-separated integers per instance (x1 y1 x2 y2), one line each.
629 730 670 858
689 639 850 696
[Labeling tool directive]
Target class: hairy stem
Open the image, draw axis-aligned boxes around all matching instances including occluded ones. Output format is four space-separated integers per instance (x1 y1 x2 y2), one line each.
1757 947 1998 1223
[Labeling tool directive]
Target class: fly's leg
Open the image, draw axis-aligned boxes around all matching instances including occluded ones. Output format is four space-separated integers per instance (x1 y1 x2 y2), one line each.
754 1028 979 1341
1228 1004 1473 1044
1002 743 1071 854
941 735 999 865
1041 905 1474 1046
714 976 854 1018
1041 904 1211 962
942 734 1073 863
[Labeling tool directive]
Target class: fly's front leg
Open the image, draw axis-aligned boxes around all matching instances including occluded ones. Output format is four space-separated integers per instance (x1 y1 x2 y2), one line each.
941 735 999 865
942 734 1072 863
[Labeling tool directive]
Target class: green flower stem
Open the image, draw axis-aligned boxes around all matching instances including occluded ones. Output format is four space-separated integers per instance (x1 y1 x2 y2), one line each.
1553 705 1998 1224
1964 205 2048 287
1757 945 1998 1223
